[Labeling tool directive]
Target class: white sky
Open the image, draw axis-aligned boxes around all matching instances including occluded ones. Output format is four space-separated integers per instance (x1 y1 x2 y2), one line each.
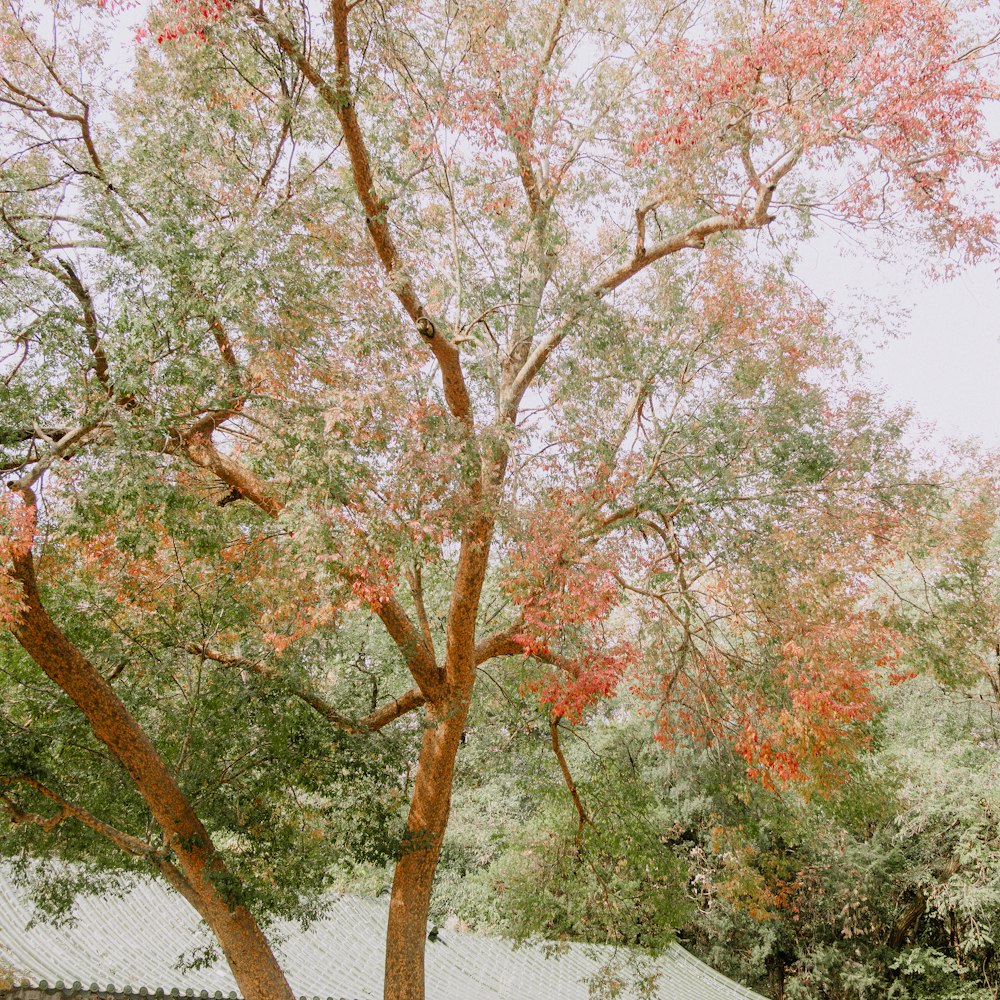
797 100 1000 454
797 239 1000 452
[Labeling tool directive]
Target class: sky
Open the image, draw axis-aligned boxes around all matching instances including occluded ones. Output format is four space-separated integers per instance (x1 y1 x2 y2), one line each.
796 98 1000 455
797 237 1000 452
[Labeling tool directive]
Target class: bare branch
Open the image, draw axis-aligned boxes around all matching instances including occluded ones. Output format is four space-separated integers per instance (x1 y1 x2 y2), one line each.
549 714 589 839
187 643 425 732
7 425 105 492
356 687 426 732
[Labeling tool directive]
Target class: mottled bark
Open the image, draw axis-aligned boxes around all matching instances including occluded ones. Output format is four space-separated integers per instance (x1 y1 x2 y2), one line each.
384 686 474 1000
10 549 294 1000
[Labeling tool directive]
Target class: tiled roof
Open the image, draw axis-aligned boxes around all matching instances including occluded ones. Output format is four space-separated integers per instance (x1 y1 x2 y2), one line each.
0 872 765 1000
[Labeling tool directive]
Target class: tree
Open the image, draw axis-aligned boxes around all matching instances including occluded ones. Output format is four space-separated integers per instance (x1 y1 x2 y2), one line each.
883 471 1000 693
1 0 998 998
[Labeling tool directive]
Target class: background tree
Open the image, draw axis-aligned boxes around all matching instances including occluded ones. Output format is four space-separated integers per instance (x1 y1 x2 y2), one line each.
1 0 998 998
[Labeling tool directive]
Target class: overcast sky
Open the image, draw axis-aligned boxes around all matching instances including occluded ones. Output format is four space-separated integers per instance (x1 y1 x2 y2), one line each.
797 97 1000 455
797 238 999 452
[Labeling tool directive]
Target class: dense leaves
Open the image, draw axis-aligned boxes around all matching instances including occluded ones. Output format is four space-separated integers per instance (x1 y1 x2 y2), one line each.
1 0 998 997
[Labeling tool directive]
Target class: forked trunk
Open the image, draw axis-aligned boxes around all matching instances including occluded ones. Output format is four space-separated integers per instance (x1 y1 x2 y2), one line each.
383 687 474 1000
11 551 295 1000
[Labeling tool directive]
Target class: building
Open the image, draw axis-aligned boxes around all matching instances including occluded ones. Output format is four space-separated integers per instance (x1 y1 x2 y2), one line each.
0 873 766 1000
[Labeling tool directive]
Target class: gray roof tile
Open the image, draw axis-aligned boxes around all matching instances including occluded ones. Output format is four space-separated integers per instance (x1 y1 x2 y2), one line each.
0 872 765 1000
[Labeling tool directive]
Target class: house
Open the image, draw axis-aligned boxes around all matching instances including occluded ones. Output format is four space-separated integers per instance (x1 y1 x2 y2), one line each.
0 872 767 1000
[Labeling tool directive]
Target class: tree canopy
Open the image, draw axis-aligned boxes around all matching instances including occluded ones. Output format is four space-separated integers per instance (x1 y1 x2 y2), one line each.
1 0 998 998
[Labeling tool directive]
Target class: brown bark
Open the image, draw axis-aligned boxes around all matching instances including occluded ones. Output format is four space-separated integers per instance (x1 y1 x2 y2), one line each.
549 715 589 839
381 488 497 1000
241 0 473 426
10 548 294 1000
384 685 474 1000
183 432 284 518
888 890 926 949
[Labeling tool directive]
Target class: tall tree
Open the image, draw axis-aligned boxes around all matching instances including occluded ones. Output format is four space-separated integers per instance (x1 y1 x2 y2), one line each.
1 1 997 998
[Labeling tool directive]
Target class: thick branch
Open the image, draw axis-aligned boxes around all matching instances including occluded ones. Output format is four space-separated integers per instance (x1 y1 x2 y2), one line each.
474 627 524 665
7 544 262 926
473 626 579 677
56 259 110 390
7 526 296 1000
377 596 444 700
406 566 435 656
357 688 426 732
209 317 239 369
602 211 764 292
443 513 494 690
492 81 543 219
0 775 153 857
241 1 472 425
181 432 284 518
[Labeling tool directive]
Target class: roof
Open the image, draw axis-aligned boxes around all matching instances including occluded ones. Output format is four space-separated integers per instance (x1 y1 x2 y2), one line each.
0 872 766 1000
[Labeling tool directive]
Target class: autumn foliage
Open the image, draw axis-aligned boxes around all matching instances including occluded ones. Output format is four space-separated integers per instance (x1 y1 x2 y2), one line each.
1 0 999 998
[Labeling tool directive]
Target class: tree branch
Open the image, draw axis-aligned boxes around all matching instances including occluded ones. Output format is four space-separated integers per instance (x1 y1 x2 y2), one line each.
474 627 524 665
7 425 105 492
187 643 426 733
473 625 579 677
406 565 436 656
0 209 133 407
549 714 589 839
0 776 153 857
356 688 426 732
2 538 277 951
175 433 442 696
376 596 444 700
209 317 239 369
180 432 284 518
503 145 803 419
240 0 472 425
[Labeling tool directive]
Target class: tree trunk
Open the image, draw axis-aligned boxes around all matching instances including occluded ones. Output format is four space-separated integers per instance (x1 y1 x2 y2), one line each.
174 882 297 1000
383 686 473 1000
11 551 295 1000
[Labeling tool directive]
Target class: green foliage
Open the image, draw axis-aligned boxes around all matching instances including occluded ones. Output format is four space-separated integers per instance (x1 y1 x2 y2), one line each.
485 737 693 950
427 668 1000 1000
0 2 997 997
0 618 410 923
678 676 1000 999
